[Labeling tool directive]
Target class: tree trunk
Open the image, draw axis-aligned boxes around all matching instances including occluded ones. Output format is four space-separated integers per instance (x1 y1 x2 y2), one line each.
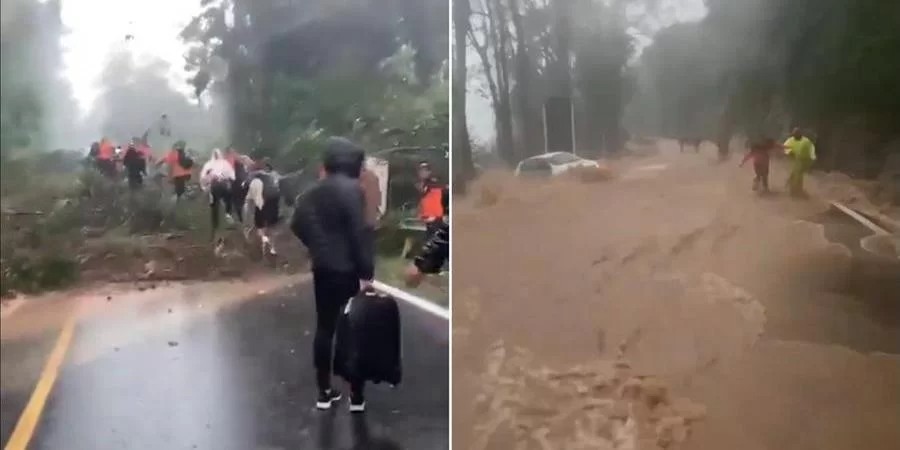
453 0 474 191
551 0 572 97
488 0 516 164
508 0 540 157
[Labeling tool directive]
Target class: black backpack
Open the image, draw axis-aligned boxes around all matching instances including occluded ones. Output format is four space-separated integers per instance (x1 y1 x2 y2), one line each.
250 171 280 200
123 147 146 173
176 148 194 169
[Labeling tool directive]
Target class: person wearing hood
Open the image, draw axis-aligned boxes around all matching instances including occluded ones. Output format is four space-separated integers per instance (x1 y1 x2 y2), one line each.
290 137 374 413
244 158 281 256
200 149 237 244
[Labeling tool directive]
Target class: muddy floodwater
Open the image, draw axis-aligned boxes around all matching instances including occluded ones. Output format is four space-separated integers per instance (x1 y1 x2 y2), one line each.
452 141 900 450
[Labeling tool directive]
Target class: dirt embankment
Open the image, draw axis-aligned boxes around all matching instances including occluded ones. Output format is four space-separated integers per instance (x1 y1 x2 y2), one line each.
1 169 311 299
453 140 900 450
1 207 308 300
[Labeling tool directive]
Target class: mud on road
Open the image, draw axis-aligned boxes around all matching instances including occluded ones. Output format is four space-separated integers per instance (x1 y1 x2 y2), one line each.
452 140 900 450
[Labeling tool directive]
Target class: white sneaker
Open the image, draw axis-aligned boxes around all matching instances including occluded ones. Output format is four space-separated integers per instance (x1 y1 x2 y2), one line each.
349 400 366 413
316 389 342 410
261 237 276 255
214 240 225 257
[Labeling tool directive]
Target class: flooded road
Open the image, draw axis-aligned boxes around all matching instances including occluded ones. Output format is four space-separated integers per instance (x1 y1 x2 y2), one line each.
1 277 448 450
452 140 899 449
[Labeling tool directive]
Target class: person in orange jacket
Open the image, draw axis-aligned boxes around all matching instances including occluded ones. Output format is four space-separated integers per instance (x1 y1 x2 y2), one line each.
405 186 449 287
96 137 117 177
416 161 445 241
157 140 194 201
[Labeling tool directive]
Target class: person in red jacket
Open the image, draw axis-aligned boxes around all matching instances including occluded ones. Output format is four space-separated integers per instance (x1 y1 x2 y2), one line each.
740 138 776 193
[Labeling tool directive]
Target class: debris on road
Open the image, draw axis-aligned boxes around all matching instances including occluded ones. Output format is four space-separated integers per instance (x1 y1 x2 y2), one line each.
471 341 705 450
167 340 179 347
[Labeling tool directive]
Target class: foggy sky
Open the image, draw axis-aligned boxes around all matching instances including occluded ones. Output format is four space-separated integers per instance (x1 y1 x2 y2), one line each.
465 0 707 144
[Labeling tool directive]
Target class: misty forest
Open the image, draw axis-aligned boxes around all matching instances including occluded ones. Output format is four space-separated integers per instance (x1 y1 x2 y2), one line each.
1 0 448 296
453 0 899 182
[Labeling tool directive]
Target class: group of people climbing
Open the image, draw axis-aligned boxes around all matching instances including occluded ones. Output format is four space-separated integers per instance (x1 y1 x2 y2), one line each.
89 136 195 197
88 135 284 256
739 127 817 196
199 148 282 256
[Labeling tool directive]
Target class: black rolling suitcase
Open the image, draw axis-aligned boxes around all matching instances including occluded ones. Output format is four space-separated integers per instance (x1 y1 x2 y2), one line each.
334 289 403 386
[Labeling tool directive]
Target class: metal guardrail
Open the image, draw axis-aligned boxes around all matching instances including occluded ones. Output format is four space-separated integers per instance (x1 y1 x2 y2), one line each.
372 280 449 320
831 201 899 260
830 202 890 235
398 218 426 232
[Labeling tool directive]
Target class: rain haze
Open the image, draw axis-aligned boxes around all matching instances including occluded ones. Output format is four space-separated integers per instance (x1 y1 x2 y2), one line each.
465 0 707 145
60 0 202 112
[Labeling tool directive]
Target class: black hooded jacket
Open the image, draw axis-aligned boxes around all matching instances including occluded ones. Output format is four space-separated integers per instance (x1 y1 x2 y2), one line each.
290 137 374 280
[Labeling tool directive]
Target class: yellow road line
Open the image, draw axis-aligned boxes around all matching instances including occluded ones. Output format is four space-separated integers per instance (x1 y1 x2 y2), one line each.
4 314 77 450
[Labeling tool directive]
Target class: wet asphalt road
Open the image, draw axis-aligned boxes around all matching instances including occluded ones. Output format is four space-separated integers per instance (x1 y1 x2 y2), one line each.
0 279 448 450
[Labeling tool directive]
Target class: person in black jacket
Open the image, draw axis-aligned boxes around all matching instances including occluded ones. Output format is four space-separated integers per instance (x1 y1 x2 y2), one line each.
290 137 374 413
405 186 449 287
122 142 147 190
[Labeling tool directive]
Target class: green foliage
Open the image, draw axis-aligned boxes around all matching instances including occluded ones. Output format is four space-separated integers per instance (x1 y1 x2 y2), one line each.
629 0 900 155
1 253 79 296
256 45 448 171
572 1 635 154
180 0 448 163
1 0 79 153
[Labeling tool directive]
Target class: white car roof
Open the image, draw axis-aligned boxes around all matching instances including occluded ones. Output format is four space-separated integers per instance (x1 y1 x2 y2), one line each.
519 152 581 163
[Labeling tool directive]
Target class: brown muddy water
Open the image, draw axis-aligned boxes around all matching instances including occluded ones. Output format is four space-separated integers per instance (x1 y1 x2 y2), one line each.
452 141 900 450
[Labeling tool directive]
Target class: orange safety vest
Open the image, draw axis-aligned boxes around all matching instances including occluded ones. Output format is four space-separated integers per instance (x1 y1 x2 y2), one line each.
165 150 192 178
98 141 115 160
419 185 444 220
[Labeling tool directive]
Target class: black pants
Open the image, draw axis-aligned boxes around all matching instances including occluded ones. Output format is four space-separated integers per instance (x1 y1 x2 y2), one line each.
253 199 280 229
127 172 144 190
753 163 770 192
423 219 442 246
96 159 116 178
173 175 190 198
231 179 246 222
209 182 233 231
313 268 363 396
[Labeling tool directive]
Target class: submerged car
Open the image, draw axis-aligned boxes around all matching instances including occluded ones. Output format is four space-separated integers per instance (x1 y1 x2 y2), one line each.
514 152 599 177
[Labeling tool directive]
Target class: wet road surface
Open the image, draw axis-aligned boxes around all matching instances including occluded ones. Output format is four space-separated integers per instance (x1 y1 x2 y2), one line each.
1 277 448 450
